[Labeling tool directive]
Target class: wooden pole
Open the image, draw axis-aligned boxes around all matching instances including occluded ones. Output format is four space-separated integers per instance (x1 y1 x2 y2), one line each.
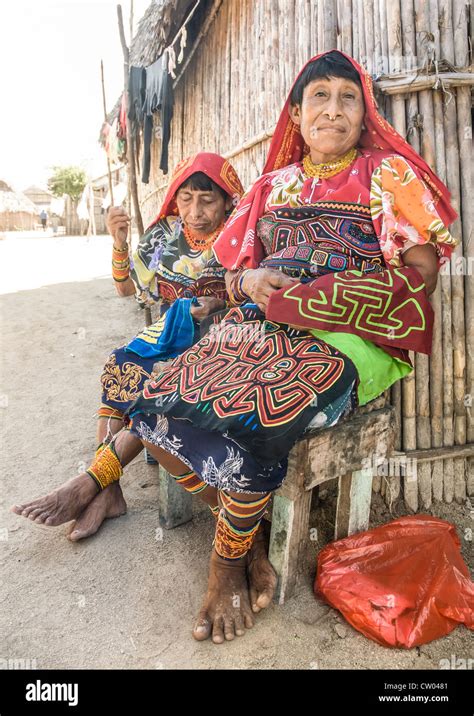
431 88 447 502
376 72 474 93
127 0 134 245
413 0 437 509
100 60 115 207
442 0 467 504
338 0 352 56
438 0 455 503
453 0 470 501
117 3 144 238
323 0 337 50
362 0 374 72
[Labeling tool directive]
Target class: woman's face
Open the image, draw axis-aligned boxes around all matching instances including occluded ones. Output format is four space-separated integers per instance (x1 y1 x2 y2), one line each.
176 186 231 235
290 77 365 162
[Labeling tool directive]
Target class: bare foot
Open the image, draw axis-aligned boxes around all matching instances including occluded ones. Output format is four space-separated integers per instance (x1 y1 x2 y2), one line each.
68 482 127 542
192 549 255 644
247 522 277 613
10 474 99 527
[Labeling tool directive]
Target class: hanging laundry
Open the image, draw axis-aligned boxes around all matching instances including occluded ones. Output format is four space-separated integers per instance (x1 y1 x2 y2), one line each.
126 65 147 176
166 45 177 79
141 55 174 182
127 66 146 134
177 26 187 64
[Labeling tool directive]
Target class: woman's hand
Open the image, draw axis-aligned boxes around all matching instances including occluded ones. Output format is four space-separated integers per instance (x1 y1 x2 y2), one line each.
107 207 130 248
242 268 299 312
190 296 226 321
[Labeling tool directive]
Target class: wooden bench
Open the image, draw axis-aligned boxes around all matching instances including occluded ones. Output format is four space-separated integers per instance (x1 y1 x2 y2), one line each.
156 396 395 604
268 400 395 603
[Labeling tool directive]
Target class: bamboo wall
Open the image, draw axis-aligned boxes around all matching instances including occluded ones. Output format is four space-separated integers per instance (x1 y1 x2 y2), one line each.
136 0 473 509
0 212 36 231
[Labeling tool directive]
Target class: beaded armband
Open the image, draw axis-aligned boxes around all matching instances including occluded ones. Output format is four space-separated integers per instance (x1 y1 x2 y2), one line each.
112 244 130 282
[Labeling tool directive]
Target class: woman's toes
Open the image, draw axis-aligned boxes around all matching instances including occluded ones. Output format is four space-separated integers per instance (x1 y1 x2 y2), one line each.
11 504 25 514
68 529 82 542
212 616 225 644
28 508 45 521
34 512 50 524
244 611 254 629
44 514 60 526
256 589 273 609
249 586 261 613
223 618 235 641
192 610 212 641
234 615 245 637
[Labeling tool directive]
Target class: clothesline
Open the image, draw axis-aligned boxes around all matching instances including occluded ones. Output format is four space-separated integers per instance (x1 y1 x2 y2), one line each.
164 0 200 78
167 0 200 51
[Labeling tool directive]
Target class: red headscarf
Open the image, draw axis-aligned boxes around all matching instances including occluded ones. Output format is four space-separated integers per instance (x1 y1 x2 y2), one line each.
152 152 244 223
213 50 457 270
264 50 456 225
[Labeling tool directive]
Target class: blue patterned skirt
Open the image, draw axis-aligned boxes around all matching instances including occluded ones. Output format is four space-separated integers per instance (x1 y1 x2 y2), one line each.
128 305 358 492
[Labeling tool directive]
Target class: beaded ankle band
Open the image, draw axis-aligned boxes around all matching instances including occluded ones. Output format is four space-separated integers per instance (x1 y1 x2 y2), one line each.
86 443 123 490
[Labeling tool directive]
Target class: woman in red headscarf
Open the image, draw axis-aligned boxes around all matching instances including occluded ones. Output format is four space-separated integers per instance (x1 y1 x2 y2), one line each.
13 52 459 644
11 152 243 541
100 152 244 436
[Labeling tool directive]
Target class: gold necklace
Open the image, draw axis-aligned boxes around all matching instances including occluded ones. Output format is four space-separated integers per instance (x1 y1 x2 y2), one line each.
182 222 225 251
302 147 358 179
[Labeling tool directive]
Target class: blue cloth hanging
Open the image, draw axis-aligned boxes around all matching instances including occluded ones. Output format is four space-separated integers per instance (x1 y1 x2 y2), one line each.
124 297 197 359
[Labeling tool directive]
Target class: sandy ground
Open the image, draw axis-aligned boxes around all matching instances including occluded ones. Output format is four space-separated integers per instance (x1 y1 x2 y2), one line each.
0 231 472 670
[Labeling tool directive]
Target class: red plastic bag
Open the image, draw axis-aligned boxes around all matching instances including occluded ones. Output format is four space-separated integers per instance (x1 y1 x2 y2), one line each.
315 515 474 648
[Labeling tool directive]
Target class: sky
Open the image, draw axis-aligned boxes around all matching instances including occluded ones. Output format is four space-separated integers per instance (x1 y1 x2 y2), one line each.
0 0 150 192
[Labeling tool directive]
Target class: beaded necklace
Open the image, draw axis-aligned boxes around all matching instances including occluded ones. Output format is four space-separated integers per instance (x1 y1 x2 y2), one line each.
302 147 358 180
182 221 225 251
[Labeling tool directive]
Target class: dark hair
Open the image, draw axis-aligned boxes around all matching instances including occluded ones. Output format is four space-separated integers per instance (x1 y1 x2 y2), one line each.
290 51 362 106
178 171 227 200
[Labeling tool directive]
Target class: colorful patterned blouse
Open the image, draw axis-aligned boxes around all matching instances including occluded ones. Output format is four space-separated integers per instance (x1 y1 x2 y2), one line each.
254 150 458 404
130 215 226 307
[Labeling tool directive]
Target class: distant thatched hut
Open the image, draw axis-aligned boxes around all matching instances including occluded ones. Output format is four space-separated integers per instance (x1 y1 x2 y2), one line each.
108 0 473 510
23 185 54 213
0 180 38 231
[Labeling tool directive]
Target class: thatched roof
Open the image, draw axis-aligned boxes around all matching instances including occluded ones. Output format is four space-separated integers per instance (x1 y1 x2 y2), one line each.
0 182 39 215
23 185 54 199
129 0 197 67
102 0 211 134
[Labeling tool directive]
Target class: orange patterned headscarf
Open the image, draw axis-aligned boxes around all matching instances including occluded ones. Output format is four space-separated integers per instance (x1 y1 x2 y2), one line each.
263 50 457 227
152 152 244 223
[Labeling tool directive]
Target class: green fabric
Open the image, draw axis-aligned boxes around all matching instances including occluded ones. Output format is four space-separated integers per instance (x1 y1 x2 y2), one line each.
310 329 412 406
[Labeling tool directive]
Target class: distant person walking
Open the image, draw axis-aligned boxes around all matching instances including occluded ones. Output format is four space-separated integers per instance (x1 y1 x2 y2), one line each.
40 210 47 231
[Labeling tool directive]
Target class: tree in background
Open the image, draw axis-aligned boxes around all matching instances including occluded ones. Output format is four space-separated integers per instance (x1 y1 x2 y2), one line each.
48 166 87 235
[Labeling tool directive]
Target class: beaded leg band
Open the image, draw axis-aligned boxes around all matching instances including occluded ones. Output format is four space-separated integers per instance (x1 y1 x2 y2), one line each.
86 443 123 491
97 405 125 421
214 491 271 560
170 469 207 495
